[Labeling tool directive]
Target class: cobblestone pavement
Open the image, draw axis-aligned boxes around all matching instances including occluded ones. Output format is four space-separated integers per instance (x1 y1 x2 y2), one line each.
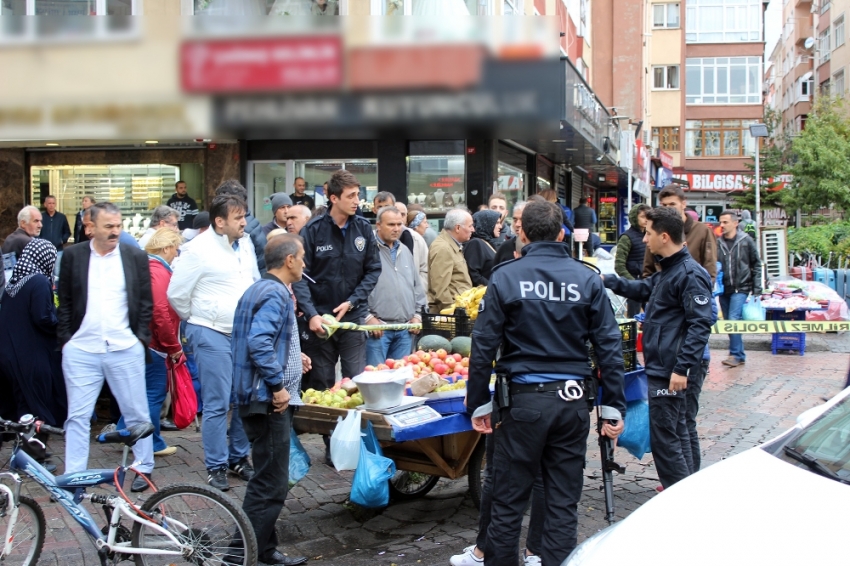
2 347 848 566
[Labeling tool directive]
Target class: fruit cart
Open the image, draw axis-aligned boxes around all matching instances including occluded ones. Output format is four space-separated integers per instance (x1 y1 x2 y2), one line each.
293 404 487 507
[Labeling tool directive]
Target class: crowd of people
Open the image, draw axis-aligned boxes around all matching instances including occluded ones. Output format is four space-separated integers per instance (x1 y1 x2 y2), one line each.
0 172 766 566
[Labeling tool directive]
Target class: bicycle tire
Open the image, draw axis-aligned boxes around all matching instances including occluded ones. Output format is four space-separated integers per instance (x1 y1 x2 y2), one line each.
130 482 257 566
0 494 45 566
467 438 486 511
388 471 440 501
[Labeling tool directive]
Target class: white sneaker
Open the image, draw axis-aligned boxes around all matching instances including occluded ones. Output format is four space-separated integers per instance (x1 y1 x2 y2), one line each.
523 553 542 566
450 546 483 566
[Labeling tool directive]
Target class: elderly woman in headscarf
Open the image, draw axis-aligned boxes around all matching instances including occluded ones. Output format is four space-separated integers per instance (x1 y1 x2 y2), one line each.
0 239 65 468
463 209 503 286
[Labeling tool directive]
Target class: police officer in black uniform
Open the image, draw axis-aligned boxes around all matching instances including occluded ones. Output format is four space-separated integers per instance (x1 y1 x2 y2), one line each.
604 206 713 489
467 201 627 566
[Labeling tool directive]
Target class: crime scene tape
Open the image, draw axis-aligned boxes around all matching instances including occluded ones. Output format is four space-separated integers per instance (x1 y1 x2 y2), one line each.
711 320 850 334
319 313 422 338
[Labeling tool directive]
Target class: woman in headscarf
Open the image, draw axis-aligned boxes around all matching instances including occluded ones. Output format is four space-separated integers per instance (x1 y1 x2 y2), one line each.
463 209 503 286
0 239 65 468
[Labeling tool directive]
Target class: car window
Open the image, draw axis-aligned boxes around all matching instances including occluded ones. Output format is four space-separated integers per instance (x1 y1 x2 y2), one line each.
779 395 850 483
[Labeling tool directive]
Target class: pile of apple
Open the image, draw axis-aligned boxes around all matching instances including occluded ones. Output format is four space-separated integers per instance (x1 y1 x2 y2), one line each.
365 349 470 391
302 377 364 409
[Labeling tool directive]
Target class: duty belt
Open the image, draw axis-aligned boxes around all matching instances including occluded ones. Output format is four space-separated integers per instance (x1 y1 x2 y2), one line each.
510 379 586 400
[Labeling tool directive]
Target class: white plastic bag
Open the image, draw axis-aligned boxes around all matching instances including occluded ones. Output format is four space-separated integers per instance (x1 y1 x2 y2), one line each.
330 409 362 471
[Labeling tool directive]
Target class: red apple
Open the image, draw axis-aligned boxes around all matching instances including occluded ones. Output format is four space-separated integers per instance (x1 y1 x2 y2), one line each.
385 359 395 369
402 355 409 363
459 367 468 377
452 353 462 362
435 348 447 360
415 350 426 357
376 363 388 371
434 363 449 375
461 357 469 368
445 357 456 368
409 354 420 364
364 365 376 371
421 352 431 363
428 358 440 369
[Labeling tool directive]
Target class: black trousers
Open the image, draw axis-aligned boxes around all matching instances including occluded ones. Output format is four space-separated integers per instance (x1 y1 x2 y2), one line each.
476 426 545 556
301 330 366 391
684 360 709 472
485 392 589 566
648 376 693 489
241 407 292 559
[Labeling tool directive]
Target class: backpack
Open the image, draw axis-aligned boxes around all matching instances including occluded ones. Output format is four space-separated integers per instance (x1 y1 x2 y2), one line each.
744 222 756 240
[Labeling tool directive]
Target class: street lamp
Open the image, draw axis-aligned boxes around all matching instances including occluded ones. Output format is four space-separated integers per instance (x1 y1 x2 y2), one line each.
749 122 769 289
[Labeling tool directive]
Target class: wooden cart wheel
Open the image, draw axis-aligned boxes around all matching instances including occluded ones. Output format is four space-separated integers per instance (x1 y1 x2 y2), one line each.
388 471 441 500
467 437 486 510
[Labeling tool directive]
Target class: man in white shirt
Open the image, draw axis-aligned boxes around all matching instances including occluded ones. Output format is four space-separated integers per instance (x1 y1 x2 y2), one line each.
167 194 260 492
58 202 155 492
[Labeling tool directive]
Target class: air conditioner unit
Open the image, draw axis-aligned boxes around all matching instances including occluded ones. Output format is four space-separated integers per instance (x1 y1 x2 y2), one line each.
761 228 788 280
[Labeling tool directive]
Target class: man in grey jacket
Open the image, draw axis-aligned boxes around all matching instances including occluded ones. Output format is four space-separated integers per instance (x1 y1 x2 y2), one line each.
365 206 426 366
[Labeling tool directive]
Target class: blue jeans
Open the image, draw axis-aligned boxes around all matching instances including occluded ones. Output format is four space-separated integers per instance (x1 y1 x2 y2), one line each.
118 351 168 453
366 330 413 367
185 323 251 470
719 293 747 362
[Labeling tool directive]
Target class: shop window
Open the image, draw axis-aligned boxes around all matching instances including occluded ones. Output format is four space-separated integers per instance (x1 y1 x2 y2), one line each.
0 0 141 43
651 127 680 152
408 148 466 213
597 193 618 245
652 3 679 28
685 119 758 158
685 0 762 43
685 57 762 105
653 65 680 90
30 164 180 241
497 161 526 211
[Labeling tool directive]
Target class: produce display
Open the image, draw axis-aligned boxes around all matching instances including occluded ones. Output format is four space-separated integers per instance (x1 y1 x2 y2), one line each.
438 286 487 320
760 280 833 310
303 378 364 409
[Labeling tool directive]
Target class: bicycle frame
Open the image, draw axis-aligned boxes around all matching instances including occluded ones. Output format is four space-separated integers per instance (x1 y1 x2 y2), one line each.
0 472 24 557
5 443 188 558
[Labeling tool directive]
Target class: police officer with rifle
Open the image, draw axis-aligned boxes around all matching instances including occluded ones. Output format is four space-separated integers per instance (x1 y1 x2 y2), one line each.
467 201 627 566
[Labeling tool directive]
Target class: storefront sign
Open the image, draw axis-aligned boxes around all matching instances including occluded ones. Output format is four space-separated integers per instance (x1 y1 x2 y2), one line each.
761 207 790 227
657 149 674 171
632 180 651 198
599 196 618 203
181 36 343 93
574 84 603 130
674 173 750 191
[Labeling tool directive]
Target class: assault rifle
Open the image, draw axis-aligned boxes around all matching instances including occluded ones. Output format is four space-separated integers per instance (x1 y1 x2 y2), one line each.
587 371 625 525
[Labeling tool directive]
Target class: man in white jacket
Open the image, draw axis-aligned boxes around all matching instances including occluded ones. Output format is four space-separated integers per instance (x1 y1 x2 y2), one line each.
167 194 260 492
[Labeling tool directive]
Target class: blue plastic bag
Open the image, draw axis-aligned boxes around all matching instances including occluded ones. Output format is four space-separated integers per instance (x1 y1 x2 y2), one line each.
742 298 765 321
618 399 651 460
289 428 311 488
350 422 396 508
713 261 724 296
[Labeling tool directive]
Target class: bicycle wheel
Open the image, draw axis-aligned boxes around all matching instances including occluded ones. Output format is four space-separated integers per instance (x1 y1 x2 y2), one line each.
131 483 257 566
388 471 440 501
0 494 45 566
467 438 486 510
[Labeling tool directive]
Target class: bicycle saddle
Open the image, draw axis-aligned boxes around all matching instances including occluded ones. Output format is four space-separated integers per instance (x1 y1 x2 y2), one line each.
96 423 155 447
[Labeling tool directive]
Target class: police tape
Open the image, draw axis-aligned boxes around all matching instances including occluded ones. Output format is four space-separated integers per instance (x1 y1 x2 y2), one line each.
711 320 850 334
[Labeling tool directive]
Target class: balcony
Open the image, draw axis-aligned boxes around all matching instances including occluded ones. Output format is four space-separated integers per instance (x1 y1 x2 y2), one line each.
795 0 812 7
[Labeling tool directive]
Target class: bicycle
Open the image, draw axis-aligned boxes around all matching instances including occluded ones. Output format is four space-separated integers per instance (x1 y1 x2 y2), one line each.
0 415 257 566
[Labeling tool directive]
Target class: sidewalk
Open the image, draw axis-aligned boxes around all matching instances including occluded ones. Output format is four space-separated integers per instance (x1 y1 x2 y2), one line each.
4 348 848 566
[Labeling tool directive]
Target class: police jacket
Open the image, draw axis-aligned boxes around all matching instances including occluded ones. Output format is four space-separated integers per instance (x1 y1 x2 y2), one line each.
292 212 382 324
717 229 762 296
466 241 626 421
605 247 713 380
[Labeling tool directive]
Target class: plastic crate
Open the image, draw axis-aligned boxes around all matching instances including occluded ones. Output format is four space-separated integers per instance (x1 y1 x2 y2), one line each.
424 395 467 415
589 320 639 372
772 332 805 355
595 368 647 405
421 308 473 341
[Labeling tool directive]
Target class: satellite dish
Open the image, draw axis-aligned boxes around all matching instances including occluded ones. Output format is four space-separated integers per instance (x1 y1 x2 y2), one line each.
804 37 816 50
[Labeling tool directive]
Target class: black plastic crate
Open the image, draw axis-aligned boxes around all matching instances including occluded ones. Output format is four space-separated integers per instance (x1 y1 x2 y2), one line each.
420 308 473 341
588 320 639 371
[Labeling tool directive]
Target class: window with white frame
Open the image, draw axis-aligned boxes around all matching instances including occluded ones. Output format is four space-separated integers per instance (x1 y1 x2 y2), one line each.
685 0 762 43
820 27 831 63
835 15 845 49
821 1 831 15
685 119 758 157
835 69 845 97
504 0 521 14
685 57 762 104
579 0 587 36
821 78 831 96
0 0 140 42
652 3 679 28
653 65 680 89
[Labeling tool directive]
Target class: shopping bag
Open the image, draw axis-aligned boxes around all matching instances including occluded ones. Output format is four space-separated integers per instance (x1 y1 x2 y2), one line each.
350 422 396 508
742 298 766 321
618 399 651 460
330 409 362 471
166 355 198 430
289 428 311 488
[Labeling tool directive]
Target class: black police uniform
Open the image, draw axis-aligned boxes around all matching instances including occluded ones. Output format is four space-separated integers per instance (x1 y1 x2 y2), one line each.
604 246 713 488
292 212 382 390
467 241 626 566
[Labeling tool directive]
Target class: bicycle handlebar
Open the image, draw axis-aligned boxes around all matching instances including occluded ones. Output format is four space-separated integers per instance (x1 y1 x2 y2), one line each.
36 422 65 436
0 418 65 436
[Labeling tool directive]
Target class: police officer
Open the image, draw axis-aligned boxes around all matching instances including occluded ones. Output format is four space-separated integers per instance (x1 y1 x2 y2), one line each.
467 200 627 566
604 206 713 489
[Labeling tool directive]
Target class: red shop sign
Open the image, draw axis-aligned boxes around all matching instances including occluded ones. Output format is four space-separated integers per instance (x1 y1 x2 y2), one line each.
599 197 618 203
180 36 343 93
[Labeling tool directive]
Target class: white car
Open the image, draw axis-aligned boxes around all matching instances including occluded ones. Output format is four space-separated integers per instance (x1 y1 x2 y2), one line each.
564 386 850 565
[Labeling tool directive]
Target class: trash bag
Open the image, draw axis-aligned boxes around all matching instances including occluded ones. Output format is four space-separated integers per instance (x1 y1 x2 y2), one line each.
742 298 766 321
330 409 362 471
289 428 311 488
618 399 651 460
350 421 396 509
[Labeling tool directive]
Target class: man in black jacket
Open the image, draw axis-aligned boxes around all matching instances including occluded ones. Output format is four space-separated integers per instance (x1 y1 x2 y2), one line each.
717 211 762 368
294 169 381 390
41 195 70 251
167 180 200 231
73 195 95 244
58 202 155 491
604 207 713 489
467 201 625 566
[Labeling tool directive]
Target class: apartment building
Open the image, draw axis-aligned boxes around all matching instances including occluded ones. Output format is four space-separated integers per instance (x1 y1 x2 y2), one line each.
644 0 768 221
